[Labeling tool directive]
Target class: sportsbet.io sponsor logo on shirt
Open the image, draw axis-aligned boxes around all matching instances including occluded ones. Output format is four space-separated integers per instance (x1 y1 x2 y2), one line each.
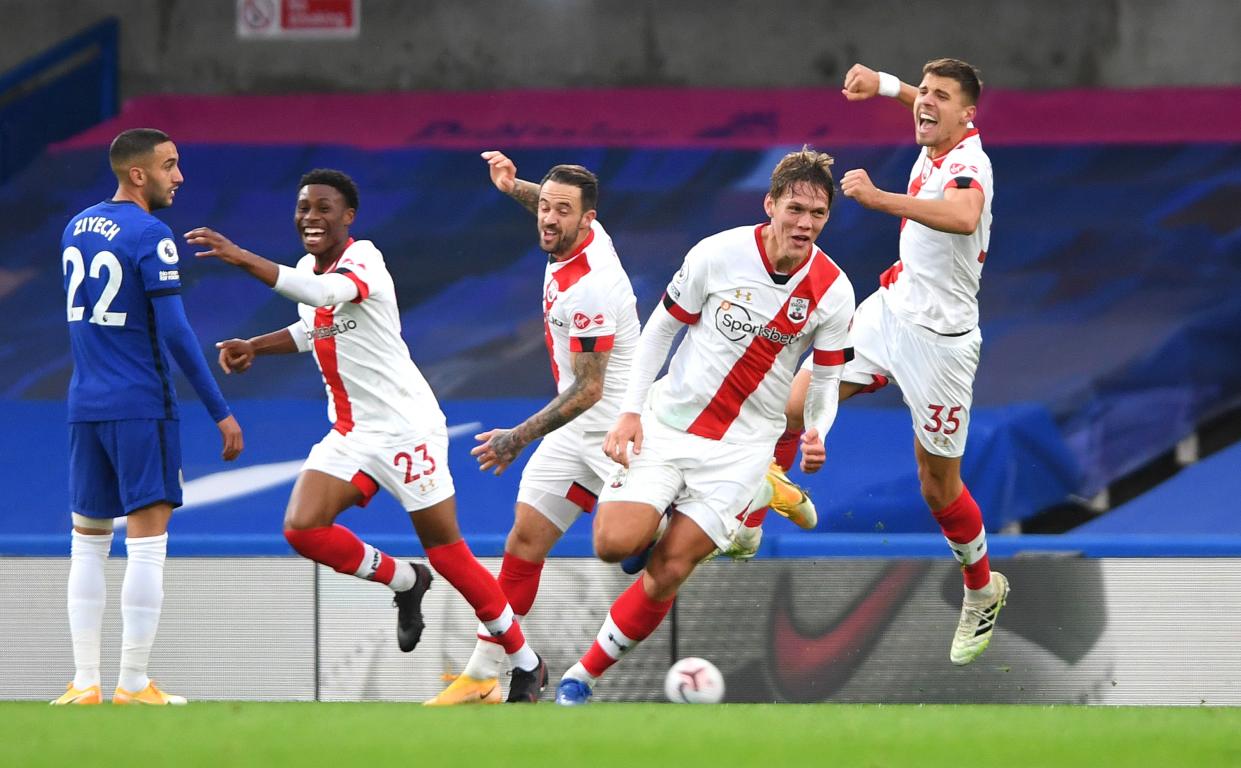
714 299 801 346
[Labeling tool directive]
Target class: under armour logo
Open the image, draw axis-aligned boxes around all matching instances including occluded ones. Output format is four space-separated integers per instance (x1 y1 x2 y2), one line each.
607 632 629 652
734 289 752 302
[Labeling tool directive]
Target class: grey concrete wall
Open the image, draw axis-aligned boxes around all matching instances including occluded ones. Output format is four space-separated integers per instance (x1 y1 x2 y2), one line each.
2 1 1240 96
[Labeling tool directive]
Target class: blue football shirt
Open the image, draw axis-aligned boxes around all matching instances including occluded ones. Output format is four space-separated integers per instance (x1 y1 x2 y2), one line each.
62 199 185 422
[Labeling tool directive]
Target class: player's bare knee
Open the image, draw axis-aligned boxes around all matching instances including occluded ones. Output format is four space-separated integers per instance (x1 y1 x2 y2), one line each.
593 527 639 563
644 552 693 595
505 525 551 561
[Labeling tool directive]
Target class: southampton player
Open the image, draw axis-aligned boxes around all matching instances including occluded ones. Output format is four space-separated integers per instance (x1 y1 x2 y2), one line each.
555 148 855 705
786 59 1007 665
425 154 642 705
185 169 547 702
54 128 244 706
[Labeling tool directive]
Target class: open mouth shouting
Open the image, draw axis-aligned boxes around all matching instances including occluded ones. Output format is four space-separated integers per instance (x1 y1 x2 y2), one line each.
302 227 327 248
916 110 939 141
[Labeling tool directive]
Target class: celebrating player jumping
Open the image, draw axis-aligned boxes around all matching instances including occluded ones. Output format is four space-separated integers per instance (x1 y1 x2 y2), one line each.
787 58 1008 665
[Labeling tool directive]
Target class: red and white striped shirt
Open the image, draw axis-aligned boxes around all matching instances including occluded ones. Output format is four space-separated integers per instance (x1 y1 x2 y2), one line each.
542 221 641 432
641 224 854 444
885 129 994 334
290 239 444 440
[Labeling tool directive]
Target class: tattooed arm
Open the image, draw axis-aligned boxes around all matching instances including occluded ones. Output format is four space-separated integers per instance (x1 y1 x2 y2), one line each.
471 349 610 475
482 150 540 215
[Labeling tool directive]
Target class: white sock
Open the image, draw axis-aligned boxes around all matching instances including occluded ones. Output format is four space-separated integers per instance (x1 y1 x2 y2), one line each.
68 531 112 689
117 534 167 693
508 644 539 672
949 529 995 603
478 605 539 672
965 578 997 603
461 625 508 680
388 560 417 592
563 662 598 688
749 478 774 510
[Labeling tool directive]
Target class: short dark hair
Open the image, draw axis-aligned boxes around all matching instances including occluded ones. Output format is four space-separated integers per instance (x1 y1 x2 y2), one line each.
769 146 835 208
299 168 359 211
109 128 170 174
540 164 598 212
923 58 983 105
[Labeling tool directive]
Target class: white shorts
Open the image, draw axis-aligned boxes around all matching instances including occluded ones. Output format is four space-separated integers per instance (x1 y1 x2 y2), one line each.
516 424 614 532
597 414 771 551
827 291 980 458
303 428 456 512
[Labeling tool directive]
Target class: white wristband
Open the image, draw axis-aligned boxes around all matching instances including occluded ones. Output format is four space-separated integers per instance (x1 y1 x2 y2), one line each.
877 71 901 98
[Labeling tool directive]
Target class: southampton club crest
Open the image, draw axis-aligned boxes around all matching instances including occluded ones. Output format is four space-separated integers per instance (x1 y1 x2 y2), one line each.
787 297 809 322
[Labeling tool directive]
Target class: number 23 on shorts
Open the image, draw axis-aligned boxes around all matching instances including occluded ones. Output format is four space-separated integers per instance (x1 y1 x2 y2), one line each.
393 444 436 484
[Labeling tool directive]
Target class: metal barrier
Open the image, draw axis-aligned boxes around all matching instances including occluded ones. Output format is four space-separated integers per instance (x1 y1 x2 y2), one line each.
4 556 1239 704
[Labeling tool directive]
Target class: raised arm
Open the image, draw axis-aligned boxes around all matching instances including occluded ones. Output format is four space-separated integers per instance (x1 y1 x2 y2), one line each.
472 348 611 475
482 150 540 215
842 63 917 110
841 170 984 235
185 227 359 306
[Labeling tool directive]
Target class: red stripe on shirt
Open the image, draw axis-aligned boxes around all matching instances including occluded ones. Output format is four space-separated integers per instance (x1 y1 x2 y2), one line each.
687 251 841 440
879 259 903 288
570 334 615 353
313 306 354 435
544 245 595 384
338 269 370 303
544 320 559 385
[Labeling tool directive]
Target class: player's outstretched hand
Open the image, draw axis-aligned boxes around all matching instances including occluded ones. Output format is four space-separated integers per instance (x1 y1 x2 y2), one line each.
800 428 826 474
216 338 256 374
471 427 524 476
184 227 248 265
602 412 643 468
841 169 882 209
481 150 517 194
217 413 244 461
841 63 880 101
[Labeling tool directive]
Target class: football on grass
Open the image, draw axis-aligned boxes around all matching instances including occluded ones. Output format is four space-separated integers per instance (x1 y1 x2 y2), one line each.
664 657 725 704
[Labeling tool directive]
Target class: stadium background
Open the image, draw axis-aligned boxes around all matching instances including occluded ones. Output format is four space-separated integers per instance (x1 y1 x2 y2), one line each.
1 0 1239 705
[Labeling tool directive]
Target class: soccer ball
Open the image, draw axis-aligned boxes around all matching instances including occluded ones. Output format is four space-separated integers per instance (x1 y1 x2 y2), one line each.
664 657 725 704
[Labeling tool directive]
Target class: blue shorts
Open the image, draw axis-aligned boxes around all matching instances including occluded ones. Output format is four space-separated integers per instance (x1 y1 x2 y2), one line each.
68 419 183 518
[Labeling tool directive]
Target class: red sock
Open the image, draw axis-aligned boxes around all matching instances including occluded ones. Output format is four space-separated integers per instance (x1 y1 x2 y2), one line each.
284 525 396 584
581 577 675 678
774 429 802 472
498 552 544 616
741 507 768 527
931 486 991 590
428 539 527 653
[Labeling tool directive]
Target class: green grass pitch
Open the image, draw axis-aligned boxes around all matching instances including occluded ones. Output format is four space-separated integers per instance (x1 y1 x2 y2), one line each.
3 702 1238 767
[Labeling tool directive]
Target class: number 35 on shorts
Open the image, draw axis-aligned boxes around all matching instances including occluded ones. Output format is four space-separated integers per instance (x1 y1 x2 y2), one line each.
923 404 963 435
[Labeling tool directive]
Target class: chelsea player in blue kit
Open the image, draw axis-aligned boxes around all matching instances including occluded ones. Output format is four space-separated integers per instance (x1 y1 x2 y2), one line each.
54 129 244 706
